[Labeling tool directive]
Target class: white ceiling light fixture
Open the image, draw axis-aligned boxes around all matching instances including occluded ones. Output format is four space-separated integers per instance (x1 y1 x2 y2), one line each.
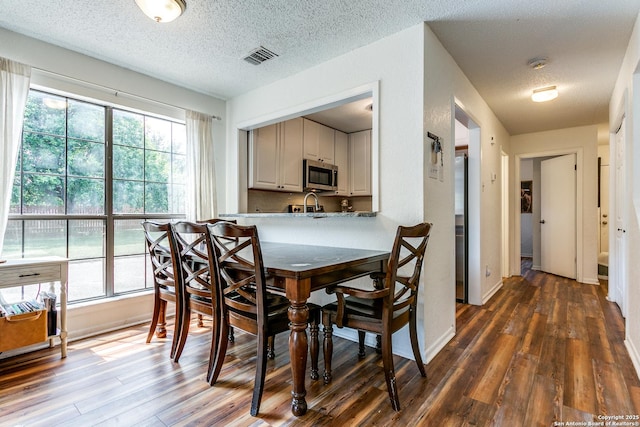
531 85 558 102
135 0 186 23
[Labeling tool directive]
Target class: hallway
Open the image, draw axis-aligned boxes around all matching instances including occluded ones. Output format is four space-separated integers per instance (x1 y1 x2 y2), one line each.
438 260 640 424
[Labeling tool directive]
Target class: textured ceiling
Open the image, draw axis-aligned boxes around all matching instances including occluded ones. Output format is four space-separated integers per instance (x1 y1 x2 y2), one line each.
0 0 638 135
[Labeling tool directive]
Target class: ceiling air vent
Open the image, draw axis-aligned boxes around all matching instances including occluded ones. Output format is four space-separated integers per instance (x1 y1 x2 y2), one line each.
243 46 279 65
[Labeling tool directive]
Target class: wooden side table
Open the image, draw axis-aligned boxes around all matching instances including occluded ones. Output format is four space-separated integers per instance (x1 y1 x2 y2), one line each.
0 257 69 358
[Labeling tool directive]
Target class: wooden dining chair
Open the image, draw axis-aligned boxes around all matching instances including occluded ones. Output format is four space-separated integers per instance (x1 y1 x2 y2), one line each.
142 221 183 360
206 222 320 417
321 222 432 411
171 221 221 366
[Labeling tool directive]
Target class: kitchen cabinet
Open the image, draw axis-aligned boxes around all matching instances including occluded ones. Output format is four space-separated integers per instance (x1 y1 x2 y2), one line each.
303 118 335 164
349 130 371 196
333 130 349 196
249 118 303 192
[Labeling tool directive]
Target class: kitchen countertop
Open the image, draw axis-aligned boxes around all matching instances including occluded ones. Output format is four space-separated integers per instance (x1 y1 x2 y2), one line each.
219 211 377 218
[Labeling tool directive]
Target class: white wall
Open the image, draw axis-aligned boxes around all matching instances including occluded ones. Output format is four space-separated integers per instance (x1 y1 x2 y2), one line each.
610 11 640 378
0 28 226 341
226 24 438 360
225 23 511 361
423 25 510 308
510 126 600 285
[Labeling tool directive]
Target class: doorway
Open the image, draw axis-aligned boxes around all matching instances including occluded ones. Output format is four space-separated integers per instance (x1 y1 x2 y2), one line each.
454 105 480 305
516 149 583 282
454 150 468 303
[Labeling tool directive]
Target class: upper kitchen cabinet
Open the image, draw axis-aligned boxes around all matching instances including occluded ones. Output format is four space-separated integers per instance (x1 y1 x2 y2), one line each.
303 118 335 164
333 130 349 196
349 129 371 196
249 117 304 192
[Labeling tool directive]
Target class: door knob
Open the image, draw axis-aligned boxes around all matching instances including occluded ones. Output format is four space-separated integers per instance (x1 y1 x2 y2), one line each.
540 220 545 224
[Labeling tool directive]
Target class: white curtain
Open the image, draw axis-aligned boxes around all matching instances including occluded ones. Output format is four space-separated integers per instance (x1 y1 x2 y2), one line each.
0 58 31 257
185 110 217 221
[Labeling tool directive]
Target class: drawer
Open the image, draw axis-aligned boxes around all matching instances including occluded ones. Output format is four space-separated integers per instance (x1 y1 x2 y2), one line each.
0 309 48 352
0 264 62 287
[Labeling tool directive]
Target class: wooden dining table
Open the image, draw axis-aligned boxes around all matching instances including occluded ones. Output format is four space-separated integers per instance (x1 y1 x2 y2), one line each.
258 242 390 416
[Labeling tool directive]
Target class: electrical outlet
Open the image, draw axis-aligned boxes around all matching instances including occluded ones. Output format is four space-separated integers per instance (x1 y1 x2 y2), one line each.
485 265 491 277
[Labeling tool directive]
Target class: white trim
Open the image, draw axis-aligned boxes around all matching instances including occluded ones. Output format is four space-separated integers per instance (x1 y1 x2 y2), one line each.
453 102 482 305
424 325 455 363
502 150 510 278
625 338 640 382
234 82 380 213
482 278 504 305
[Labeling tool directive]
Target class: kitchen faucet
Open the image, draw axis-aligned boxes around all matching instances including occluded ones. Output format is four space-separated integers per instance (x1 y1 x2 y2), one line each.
303 192 319 213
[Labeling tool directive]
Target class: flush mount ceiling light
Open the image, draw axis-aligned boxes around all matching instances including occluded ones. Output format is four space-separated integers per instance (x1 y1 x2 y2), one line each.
135 0 186 23
531 85 558 102
527 56 548 70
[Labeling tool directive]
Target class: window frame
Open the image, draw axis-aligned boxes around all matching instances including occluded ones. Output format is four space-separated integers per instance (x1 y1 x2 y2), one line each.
7 88 187 302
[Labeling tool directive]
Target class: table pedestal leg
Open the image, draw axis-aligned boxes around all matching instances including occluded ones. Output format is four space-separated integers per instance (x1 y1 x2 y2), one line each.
286 278 310 416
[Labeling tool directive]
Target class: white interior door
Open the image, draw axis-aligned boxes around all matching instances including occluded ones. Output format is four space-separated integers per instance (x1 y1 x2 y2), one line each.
540 154 576 279
613 119 627 316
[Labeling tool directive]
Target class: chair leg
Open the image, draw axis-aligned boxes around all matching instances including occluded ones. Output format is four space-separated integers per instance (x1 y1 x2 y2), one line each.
409 310 427 377
197 313 204 327
146 293 162 343
267 335 275 359
156 299 168 338
250 330 269 416
229 326 235 343
376 334 382 354
358 330 366 359
322 316 333 384
169 300 182 360
173 307 191 362
381 332 401 411
207 318 229 386
309 317 319 380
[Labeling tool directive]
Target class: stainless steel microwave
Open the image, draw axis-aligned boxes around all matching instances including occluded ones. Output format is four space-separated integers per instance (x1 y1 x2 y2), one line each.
303 159 338 192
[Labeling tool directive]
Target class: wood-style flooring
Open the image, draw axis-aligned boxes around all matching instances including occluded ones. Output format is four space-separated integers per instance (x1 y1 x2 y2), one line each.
1 261 639 426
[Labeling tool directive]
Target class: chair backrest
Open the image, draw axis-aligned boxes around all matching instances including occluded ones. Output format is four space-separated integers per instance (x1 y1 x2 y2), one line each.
385 222 433 317
142 221 180 291
208 222 267 329
172 221 217 305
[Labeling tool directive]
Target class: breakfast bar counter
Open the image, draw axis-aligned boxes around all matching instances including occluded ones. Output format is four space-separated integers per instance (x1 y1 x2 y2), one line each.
220 211 377 218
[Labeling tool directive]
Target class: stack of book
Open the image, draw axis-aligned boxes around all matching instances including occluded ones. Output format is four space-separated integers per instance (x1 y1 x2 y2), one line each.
0 300 45 317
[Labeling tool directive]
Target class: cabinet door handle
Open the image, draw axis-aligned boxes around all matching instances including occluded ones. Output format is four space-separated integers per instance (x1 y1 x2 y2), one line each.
18 273 41 278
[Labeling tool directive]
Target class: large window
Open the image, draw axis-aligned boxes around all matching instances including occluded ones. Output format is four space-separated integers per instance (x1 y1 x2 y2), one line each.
3 89 186 303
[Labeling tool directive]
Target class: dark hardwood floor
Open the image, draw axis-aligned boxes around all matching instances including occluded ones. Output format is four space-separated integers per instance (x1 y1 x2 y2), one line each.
1 262 639 426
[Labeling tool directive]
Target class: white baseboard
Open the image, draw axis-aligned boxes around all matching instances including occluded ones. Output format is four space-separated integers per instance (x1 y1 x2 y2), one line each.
624 338 640 377
482 278 504 305
424 325 455 363
625 337 640 381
